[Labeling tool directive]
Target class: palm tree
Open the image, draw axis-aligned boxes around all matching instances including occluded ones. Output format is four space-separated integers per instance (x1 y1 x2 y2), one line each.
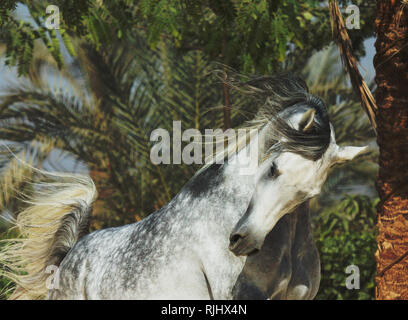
374 1 408 300
0 27 231 229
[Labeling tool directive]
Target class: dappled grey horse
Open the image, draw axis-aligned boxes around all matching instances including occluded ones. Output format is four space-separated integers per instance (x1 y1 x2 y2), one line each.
1 74 367 300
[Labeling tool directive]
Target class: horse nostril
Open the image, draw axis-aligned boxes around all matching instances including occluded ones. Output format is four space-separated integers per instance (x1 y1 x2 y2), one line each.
229 232 247 249
229 233 242 246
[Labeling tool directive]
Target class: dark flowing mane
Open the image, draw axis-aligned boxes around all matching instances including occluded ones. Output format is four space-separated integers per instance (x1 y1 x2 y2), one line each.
224 72 331 161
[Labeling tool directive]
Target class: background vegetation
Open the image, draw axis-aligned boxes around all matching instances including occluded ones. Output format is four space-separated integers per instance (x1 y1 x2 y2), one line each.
0 0 378 299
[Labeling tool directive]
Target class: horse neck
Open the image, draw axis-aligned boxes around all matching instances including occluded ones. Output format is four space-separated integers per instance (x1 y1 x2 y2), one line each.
206 128 266 224
174 127 266 229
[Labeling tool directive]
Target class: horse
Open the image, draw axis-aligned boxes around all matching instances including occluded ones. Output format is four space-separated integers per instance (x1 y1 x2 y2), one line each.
0 74 368 300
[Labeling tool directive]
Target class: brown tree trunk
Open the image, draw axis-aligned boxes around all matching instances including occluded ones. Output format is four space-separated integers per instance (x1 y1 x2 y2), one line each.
374 0 408 300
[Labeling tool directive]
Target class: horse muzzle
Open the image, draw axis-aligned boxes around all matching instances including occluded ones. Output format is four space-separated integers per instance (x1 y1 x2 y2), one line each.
229 228 262 257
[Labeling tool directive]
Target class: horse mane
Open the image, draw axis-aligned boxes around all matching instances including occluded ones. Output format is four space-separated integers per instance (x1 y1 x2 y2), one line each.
208 72 331 165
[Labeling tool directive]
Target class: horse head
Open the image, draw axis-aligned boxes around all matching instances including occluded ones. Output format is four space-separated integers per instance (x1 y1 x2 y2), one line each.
228 75 368 256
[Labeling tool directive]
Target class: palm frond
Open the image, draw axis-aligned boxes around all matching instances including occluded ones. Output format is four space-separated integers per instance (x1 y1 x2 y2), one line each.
329 0 377 133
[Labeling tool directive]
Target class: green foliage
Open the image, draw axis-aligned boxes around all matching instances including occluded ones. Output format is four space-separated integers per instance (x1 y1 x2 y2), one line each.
0 1 376 75
0 1 18 25
0 33 233 228
1 2 65 75
313 195 378 300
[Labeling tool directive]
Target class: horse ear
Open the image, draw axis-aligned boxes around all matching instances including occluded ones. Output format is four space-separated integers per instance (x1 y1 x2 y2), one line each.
333 145 369 164
298 109 315 132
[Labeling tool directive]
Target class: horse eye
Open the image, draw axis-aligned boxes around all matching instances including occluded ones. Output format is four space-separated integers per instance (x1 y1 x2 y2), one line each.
268 163 278 178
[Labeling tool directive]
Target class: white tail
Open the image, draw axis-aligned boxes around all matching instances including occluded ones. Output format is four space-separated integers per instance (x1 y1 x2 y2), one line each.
0 171 97 299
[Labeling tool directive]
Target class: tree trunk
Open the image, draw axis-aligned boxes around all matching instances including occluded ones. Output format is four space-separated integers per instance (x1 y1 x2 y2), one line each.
374 0 408 300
